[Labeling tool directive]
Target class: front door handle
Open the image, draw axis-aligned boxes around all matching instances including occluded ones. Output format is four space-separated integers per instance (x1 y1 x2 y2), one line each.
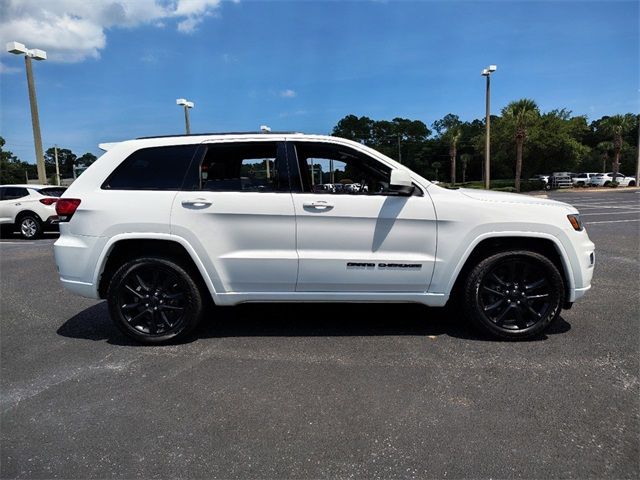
181 198 212 208
303 200 334 210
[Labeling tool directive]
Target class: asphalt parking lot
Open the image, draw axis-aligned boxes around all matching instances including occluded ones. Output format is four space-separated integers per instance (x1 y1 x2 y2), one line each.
1 189 638 479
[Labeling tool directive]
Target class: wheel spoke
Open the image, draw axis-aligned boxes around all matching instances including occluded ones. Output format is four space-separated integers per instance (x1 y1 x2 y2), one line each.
121 302 139 310
514 307 528 329
160 311 173 328
482 286 505 297
135 274 151 292
525 278 547 291
526 293 549 300
490 272 508 287
484 298 506 312
125 285 144 298
525 303 543 319
127 309 149 324
161 305 184 311
164 292 184 300
494 304 512 325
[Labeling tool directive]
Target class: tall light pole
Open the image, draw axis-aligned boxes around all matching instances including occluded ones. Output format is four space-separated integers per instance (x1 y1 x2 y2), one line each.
176 98 194 134
481 64 497 189
6 41 47 184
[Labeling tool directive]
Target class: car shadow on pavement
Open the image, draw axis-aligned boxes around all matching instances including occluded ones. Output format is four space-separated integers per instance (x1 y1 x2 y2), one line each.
57 301 571 346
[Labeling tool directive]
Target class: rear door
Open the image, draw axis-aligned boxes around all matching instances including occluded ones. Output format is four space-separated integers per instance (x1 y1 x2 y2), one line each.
0 187 30 223
171 140 298 293
288 140 437 293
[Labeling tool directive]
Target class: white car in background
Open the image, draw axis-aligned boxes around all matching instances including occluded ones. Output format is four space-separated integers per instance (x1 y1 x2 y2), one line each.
571 172 598 187
589 173 637 187
0 184 66 239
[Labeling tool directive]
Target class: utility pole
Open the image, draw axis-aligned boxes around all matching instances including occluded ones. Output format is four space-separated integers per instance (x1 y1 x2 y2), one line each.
481 65 497 189
54 145 61 186
636 124 639 187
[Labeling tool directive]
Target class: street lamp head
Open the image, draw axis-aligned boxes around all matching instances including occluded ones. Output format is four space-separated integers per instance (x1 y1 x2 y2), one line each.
6 41 27 55
185 101 194 108
30 49 47 61
176 98 187 105
488 64 497 72
481 69 490 76
260 125 272 133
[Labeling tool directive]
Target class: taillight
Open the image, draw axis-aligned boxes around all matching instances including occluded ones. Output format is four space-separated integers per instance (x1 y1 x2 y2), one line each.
56 198 81 222
39 197 58 205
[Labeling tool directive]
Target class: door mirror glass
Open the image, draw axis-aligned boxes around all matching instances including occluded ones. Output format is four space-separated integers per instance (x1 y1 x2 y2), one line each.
389 169 414 196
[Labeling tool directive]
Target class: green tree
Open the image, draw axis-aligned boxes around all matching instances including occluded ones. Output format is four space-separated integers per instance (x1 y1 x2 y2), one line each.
0 137 37 184
460 153 472 183
501 99 540 192
331 115 374 144
433 114 462 183
599 115 634 180
76 152 98 168
44 147 77 177
431 161 442 181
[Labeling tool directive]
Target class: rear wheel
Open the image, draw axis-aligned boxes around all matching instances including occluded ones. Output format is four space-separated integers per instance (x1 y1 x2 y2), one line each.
107 257 204 344
463 250 564 340
18 215 43 239
629 181 636 187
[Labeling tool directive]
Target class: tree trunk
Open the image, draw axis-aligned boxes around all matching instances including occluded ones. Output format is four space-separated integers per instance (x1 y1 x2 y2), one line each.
602 154 607 173
462 163 466 183
450 144 456 184
515 137 524 192
612 149 621 183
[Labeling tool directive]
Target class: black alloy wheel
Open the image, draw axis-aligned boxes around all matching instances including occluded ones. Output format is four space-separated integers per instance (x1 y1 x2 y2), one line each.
107 257 204 344
464 250 564 340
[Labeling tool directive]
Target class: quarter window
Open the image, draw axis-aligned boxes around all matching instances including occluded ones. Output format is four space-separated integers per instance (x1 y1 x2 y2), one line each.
102 145 197 190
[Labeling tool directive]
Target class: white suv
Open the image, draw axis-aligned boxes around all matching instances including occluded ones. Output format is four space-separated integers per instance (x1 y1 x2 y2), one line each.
0 184 66 239
54 133 595 343
589 173 637 187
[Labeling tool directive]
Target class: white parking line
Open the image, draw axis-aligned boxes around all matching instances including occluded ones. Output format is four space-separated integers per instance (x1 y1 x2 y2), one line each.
585 219 640 225
580 211 640 216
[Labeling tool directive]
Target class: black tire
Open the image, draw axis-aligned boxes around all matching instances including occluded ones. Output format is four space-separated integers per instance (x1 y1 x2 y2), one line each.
629 181 636 187
603 181 611 187
463 250 565 340
107 256 204 344
18 215 43 239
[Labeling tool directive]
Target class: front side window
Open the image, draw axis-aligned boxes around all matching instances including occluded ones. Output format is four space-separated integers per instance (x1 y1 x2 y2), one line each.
103 145 197 190
294 142 391 195
197 142 281 192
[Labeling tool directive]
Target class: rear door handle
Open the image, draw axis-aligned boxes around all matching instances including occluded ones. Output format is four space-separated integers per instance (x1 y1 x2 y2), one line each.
303 200 334 210
181 198 212 208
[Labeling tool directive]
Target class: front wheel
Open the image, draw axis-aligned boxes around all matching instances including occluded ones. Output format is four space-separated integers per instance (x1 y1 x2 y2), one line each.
107 257 204 344
463 250 565 340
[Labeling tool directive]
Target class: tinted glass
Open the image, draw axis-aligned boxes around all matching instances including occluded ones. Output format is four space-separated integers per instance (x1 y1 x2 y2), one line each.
37 187 66 197
103 145 197 190
198 142 280 192
294 142 391 195
2 187 29 200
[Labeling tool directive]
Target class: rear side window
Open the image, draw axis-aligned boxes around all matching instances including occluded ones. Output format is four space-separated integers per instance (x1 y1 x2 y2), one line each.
103 145 197 190
37 187 66 197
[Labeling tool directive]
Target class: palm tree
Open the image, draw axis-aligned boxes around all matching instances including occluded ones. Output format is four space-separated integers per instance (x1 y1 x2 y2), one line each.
596 141 613 173
448 128 461 184
502 99 540 192
460 153 472 184
600 115 632 181
431 161 442 181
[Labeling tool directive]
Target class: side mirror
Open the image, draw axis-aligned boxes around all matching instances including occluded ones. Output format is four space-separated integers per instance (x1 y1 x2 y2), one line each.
389 169 414 196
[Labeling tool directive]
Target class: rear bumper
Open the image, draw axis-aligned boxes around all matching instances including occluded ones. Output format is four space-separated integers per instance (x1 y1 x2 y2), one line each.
54 229 105 299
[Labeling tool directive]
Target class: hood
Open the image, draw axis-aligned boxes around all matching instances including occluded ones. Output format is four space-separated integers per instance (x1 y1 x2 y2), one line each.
459 188 575 210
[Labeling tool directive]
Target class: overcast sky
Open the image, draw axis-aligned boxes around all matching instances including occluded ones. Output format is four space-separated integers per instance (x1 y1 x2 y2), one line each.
1 0 638 163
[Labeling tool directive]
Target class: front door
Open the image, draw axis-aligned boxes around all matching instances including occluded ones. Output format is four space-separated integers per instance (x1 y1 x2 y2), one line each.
289 140 437 292
171 140 298 293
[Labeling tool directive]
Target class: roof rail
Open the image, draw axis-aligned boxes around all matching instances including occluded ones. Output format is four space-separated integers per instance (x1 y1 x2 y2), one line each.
136 131 302 140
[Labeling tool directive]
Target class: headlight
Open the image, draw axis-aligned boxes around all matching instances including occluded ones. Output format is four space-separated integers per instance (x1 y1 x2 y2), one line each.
567 214 583 231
